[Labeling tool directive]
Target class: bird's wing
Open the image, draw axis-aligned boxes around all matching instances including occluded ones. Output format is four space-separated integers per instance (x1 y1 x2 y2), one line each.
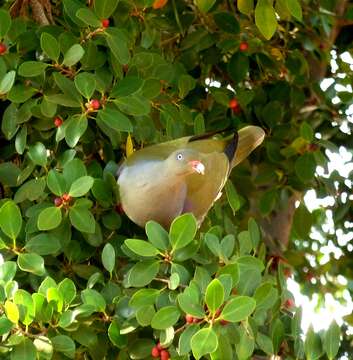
183 151 229 225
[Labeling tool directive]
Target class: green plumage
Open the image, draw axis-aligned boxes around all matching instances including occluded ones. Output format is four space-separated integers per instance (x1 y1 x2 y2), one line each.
117 126 265 228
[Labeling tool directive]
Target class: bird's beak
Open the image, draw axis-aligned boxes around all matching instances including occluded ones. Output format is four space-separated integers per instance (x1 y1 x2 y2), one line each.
189 160 205 175
232 126 265 167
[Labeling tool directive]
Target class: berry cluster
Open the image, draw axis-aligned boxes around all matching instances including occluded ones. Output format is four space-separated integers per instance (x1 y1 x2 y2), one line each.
151 343 170 359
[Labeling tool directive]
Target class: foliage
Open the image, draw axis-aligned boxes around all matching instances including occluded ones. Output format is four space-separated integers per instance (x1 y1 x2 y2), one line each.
0 0 350 358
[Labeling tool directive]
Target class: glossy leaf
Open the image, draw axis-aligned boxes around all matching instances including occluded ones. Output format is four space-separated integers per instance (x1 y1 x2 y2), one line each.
0 201 22 240
220 296 256 322
191 327 218 360
169 213 197 251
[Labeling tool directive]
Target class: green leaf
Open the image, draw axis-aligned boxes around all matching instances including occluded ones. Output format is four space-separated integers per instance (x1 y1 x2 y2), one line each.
194 113 205 135
69 176 94 197
102 243 115 273
28 142 47 166
37 207 62 231
51 335 75 359
0 201 22 240
293 203 313 239
25 233 61 255
248 217 260 249
17 253 45 276
114 94 151 116
108 319 127 348
105 28 130 65
14 177 46 203
129 288 160 309
151 306 180 329
272 318 285 354
145 220 169 251
81 289 106 312
74 72 96 99
0 9 11 37
124 239 159 257
11 338 37 360
63 158 87 186
213 12 240 34
47 170 67 196
0 261 17 283
220 296 256 322
69 206 95 233
178 324 199 355
254 282 277 311
228 52 249 83
111 76 144 98
170 213 197 251
205 279 224 314
40 32 60 62
323 321 340 360
15 125 27 155
18 61 48 77
178 74 196 98
65 115 88 148
0 316 14 335
97 106 133 133
300 121 314 142
237 325 255 359
1 103 18 139
238 0 254 15
295 153 316 182
304 326 323 360
0 71 16 95
194 0 216 13
255 0 277 40
62 44 85 67
76 8 101 27
94 0 119 18
286 0 302 20
177 288 205 318
14 289 35 325
225 180 241 214
127 260 160 287
256 332 274 355
58 278 76 306
191 327 218 360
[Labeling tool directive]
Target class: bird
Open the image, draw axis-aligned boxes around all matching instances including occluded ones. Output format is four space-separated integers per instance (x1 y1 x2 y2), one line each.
117 126 265 229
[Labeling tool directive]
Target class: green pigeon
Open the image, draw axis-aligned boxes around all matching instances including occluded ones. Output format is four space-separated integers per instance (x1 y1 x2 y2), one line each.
117 126 265 228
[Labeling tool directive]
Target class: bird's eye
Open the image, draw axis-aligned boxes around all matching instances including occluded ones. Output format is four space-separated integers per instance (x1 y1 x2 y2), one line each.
176 153 183 161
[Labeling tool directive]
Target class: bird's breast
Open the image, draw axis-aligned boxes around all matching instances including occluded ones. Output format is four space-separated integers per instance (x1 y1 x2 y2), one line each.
117 161 187 228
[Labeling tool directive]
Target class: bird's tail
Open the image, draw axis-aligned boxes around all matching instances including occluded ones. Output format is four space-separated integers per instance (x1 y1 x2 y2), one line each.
231 126 265 168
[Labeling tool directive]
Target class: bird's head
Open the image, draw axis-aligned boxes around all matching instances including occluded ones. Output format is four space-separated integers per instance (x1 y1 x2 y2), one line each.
166 149 205 176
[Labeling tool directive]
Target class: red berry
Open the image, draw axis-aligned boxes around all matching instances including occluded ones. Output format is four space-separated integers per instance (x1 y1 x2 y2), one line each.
54 117 63 127
229 98 239 110
239 42 249 52
54 197 63 207
193 317 200 323
101 19 110 28
115 203 124 214
220 319 229 325
156 342 163 351
0 43 7 55
90 99 100 110
151 346 160 358
160 350 170 360
284 299 295 308
185 314 194 323
62 193 71 202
